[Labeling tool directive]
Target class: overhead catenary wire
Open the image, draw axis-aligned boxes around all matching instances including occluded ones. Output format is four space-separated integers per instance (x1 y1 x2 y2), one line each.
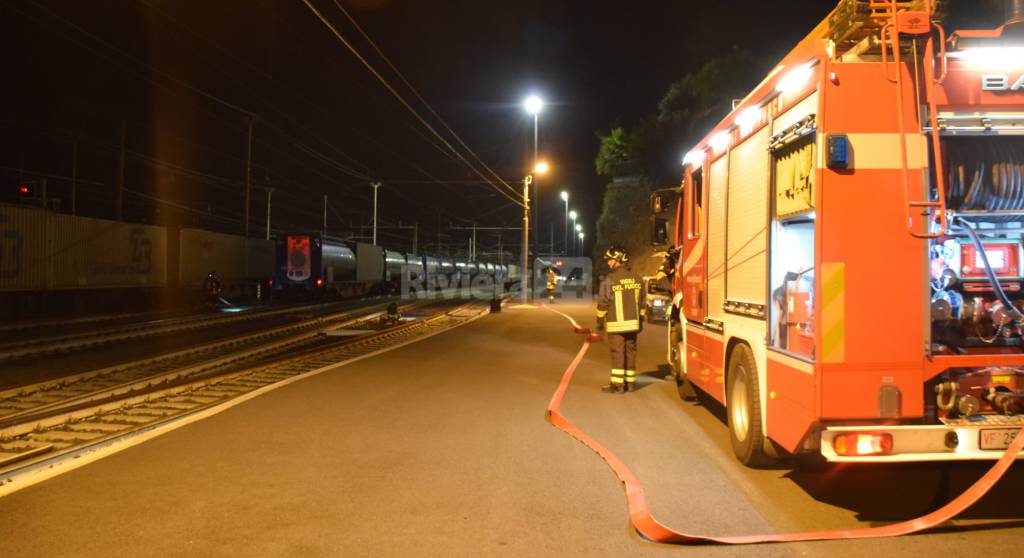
332 0 520 193
299 0 525 208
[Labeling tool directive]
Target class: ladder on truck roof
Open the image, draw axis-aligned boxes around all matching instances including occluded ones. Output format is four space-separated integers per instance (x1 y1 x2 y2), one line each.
825 0 948 57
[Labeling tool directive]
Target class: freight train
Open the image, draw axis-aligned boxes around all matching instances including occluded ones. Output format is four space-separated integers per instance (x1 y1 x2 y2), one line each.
275 232 518 297
0 203 517 318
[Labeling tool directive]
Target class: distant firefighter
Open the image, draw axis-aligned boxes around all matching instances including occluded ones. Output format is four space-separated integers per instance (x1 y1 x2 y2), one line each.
202 271 222 307
545 267 558 304
596 246 645 393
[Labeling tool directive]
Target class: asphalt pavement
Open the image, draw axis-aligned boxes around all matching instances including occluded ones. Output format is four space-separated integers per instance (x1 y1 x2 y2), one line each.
0 299 1020 557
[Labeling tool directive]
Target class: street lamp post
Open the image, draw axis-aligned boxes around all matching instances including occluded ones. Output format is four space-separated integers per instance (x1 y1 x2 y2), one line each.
578 231 585 257
520 161 549 304
524 95 543 257
520 175 532 305
560 191 569 256
574 222 582 256
371 181 382 246
569 210 577 256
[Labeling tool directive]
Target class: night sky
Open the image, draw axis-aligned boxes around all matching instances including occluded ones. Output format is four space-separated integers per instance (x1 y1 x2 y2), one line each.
0 0 1006 255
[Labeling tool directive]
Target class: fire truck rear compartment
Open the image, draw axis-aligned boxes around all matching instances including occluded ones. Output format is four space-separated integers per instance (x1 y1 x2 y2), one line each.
929 136 1024 425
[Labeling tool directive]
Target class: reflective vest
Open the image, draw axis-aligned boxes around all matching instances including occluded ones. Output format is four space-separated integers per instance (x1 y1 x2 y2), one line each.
596 266 644 333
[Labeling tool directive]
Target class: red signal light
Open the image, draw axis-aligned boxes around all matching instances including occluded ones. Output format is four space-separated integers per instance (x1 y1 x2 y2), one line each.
18 185 29 194
316 278 324 286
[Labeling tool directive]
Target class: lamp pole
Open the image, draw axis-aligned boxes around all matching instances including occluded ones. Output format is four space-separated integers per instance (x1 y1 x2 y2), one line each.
521 174 532 305
561 192 569 255
371 181 381 246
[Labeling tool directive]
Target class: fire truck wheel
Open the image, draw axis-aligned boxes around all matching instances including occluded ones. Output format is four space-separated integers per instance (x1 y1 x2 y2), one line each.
670 320 697 401
727 344 768 466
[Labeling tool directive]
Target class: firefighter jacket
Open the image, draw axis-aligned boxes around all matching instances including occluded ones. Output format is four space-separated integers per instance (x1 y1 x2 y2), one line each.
546 271 558 290
596 266 644 333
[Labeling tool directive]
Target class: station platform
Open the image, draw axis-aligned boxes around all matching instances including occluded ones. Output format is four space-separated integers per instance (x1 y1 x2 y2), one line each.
3 301 1021 557
0 300 789 557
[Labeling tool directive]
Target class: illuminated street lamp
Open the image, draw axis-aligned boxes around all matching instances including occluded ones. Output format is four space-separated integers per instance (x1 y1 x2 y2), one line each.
578 231 585 256
574 222 582 256
534 161 549 175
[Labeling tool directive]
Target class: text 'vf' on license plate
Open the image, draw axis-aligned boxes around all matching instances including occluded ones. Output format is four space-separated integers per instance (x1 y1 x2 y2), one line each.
979 428 1022 451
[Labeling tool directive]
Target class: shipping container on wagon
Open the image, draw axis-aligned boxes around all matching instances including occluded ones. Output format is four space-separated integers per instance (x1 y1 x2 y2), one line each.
0 204 166 291
356 243 384 283
322 241 357 283
178 228 274 287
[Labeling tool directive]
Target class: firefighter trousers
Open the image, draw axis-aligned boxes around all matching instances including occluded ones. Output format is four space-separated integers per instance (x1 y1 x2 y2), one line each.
608 332 638 387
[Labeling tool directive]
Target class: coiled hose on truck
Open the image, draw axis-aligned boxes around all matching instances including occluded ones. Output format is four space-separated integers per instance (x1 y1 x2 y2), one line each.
945 137 1024 220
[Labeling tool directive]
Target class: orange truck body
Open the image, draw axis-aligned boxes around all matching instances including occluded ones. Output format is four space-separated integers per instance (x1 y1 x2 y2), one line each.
665 0 1024 462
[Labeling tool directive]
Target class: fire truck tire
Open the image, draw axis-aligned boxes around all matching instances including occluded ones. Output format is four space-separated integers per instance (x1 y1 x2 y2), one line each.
670 320 697 401
726 344 769 466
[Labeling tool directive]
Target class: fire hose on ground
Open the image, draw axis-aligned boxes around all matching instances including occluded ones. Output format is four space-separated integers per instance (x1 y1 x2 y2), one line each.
540 304 1024 545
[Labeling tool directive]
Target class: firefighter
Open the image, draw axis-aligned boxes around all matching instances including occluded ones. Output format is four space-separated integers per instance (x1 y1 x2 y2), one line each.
545 267 558 304
202 271 222 307
596 246 645 393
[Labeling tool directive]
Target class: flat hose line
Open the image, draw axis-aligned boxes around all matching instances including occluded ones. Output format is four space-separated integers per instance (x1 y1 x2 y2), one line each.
538 304 1024 545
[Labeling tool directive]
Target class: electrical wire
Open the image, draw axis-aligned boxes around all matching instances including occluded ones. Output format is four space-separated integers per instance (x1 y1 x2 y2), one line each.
299 0 525 208
331 0 521 196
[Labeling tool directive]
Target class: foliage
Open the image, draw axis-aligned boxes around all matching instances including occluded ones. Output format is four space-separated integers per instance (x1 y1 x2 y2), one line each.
594 127 639 178
593 177 661 277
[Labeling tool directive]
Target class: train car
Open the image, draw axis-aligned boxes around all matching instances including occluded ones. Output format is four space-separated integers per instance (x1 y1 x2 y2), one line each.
178 228 274 292
322 241 357 284
384 250 406 287
421 256 439 289
278 234 385 297
0 203 167 292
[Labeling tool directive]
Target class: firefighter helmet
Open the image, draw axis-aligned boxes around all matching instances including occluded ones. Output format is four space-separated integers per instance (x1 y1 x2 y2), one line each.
604 246 629 264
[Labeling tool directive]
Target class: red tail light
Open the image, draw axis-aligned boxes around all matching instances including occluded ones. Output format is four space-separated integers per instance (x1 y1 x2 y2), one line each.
833 432 894 456
267 279 274 286
316 278 323 286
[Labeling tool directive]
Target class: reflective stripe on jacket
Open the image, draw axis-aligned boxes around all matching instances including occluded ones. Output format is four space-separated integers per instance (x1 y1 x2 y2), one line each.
596 266 644 333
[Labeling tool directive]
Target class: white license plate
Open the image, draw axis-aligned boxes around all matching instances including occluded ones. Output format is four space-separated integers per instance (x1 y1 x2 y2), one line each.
979 428 1022 450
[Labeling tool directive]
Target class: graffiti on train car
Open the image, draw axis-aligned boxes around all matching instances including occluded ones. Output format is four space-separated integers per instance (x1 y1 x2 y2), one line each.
130 227 153 273
0 214 23 280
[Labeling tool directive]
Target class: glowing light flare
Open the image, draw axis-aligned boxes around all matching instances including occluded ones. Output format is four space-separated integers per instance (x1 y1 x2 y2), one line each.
578 232 585 240
569 210 578 220
682 150 705 168
736 106 762 134
947 47 1024 70
776 62 815 94
560 191 569 201
534 161 550 174
710 131 731 152
575 224 582 232
524 95 544 115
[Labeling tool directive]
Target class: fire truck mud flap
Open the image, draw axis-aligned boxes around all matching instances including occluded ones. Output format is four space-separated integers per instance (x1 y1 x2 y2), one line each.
541 304 1024 545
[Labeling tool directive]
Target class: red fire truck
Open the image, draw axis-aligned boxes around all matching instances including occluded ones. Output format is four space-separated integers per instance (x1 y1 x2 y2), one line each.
651 0 1024 465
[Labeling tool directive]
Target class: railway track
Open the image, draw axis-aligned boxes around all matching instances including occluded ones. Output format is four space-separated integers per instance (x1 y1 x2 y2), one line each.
0 299 387 362
0 298 490 481
0 299 425 429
